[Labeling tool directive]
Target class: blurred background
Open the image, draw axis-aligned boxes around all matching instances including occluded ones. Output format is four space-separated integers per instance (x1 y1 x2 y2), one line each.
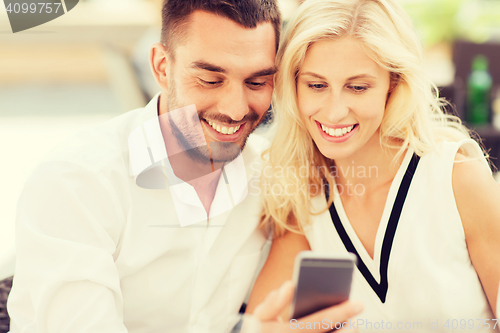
1 0 500 267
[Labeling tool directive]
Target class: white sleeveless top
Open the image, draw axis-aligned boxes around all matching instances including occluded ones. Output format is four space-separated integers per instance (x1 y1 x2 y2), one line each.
304 139 496 332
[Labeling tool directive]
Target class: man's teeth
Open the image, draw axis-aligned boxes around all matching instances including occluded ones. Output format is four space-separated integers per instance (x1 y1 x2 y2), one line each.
321 124 355 137
207 120 241 135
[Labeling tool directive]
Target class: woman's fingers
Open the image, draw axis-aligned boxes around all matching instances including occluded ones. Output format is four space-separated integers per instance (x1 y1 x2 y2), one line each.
253 280 294 321
294 301 363 332
261 300 361 333
254 283 362 333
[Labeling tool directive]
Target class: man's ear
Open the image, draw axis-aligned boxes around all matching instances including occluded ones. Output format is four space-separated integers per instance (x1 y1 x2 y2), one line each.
150 43 171 90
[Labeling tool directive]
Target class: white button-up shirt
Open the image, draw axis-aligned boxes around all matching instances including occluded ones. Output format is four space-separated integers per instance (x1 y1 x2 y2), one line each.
8 94 269 333
128 104 250 227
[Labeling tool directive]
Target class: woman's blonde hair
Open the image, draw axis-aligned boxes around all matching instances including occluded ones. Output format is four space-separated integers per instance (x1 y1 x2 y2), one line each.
261 0 474 237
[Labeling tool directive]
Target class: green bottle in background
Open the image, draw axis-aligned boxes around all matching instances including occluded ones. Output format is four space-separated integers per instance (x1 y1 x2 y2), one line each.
466 55 493 125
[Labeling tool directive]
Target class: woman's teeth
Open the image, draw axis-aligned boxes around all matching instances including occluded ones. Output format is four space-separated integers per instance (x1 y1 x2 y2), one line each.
321 124 355 137
207 120 241 135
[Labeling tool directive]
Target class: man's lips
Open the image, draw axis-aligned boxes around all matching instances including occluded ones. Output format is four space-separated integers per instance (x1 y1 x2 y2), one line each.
204 119 244 135
202 119 247 142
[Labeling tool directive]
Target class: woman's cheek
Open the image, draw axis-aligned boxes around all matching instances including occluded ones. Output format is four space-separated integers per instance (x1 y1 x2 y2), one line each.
298 105 318 137
297 95 320 118
356 98 386 120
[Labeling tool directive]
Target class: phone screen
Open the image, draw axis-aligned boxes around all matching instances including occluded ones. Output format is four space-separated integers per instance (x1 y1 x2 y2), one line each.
290 253 355 319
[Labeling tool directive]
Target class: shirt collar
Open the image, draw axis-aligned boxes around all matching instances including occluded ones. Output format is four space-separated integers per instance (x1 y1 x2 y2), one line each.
128 93 164 181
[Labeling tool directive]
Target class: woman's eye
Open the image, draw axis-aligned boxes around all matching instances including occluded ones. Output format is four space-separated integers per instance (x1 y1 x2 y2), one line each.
308 83 326 91
349 85 368 92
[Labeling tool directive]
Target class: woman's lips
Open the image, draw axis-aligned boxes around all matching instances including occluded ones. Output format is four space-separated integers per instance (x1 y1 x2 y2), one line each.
316 120 358 143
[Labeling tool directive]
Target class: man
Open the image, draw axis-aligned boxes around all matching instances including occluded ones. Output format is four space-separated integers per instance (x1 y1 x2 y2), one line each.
7 1 361 332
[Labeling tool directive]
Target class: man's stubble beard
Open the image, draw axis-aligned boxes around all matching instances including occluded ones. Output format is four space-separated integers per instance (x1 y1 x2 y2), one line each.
165 74 263 164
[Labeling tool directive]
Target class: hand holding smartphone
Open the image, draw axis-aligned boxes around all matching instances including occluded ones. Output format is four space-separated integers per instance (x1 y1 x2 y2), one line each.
289 251 357 320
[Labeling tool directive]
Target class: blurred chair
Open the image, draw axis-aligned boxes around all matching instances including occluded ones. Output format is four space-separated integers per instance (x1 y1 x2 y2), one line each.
0 248 15 333
453 40 500 90
0 248 15 283
449 40 500 171
0 276 12 333
443 40 500 120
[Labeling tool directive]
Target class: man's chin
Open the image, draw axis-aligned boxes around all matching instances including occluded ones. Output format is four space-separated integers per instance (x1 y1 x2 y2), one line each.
181 142 242 165
209 141 244 163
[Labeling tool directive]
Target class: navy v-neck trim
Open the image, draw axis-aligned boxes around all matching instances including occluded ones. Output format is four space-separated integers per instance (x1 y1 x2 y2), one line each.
325 153 420 303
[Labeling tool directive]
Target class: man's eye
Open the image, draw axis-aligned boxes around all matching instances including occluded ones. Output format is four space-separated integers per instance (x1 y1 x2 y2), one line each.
246 81 267 89
199 79 222 86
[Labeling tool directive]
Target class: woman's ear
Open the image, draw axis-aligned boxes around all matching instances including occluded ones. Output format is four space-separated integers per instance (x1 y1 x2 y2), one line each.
386 72 400 105
388 72 400 93
150 43 171 90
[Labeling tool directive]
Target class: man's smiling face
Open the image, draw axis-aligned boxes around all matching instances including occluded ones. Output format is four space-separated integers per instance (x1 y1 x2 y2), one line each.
162 10 277 162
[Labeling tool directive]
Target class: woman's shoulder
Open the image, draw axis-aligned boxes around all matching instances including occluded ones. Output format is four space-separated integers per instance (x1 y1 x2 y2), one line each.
418 138 490 173
404 139 493 207
451 138 498 212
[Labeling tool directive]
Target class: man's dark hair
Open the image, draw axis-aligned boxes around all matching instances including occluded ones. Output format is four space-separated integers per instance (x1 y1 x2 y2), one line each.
161 0 281 57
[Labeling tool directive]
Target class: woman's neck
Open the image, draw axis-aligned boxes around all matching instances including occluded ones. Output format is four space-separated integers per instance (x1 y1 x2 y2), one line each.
332 136 405 195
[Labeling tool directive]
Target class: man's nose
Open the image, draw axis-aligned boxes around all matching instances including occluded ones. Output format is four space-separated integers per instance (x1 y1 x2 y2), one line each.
217 83 249 122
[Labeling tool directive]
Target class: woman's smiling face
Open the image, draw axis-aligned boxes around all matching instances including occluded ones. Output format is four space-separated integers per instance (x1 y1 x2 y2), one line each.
297 37 391 161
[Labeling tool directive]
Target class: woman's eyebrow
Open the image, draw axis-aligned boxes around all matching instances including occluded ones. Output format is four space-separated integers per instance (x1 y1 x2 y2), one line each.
347 74 377 80
300 71 326 80
300 72 377 81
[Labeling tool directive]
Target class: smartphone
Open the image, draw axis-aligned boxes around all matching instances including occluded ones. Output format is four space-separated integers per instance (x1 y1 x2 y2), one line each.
289 251 356 319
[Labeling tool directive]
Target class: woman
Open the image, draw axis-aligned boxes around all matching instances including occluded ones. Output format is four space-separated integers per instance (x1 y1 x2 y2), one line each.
247 0 500 328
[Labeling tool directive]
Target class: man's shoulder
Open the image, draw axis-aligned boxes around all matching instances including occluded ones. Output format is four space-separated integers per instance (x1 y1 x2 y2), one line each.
40 107 147 175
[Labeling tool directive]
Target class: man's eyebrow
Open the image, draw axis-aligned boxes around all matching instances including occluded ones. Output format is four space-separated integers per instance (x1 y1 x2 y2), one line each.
190 62 276 78
300 71 377 80
249 67 277 78
190 61 227 74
